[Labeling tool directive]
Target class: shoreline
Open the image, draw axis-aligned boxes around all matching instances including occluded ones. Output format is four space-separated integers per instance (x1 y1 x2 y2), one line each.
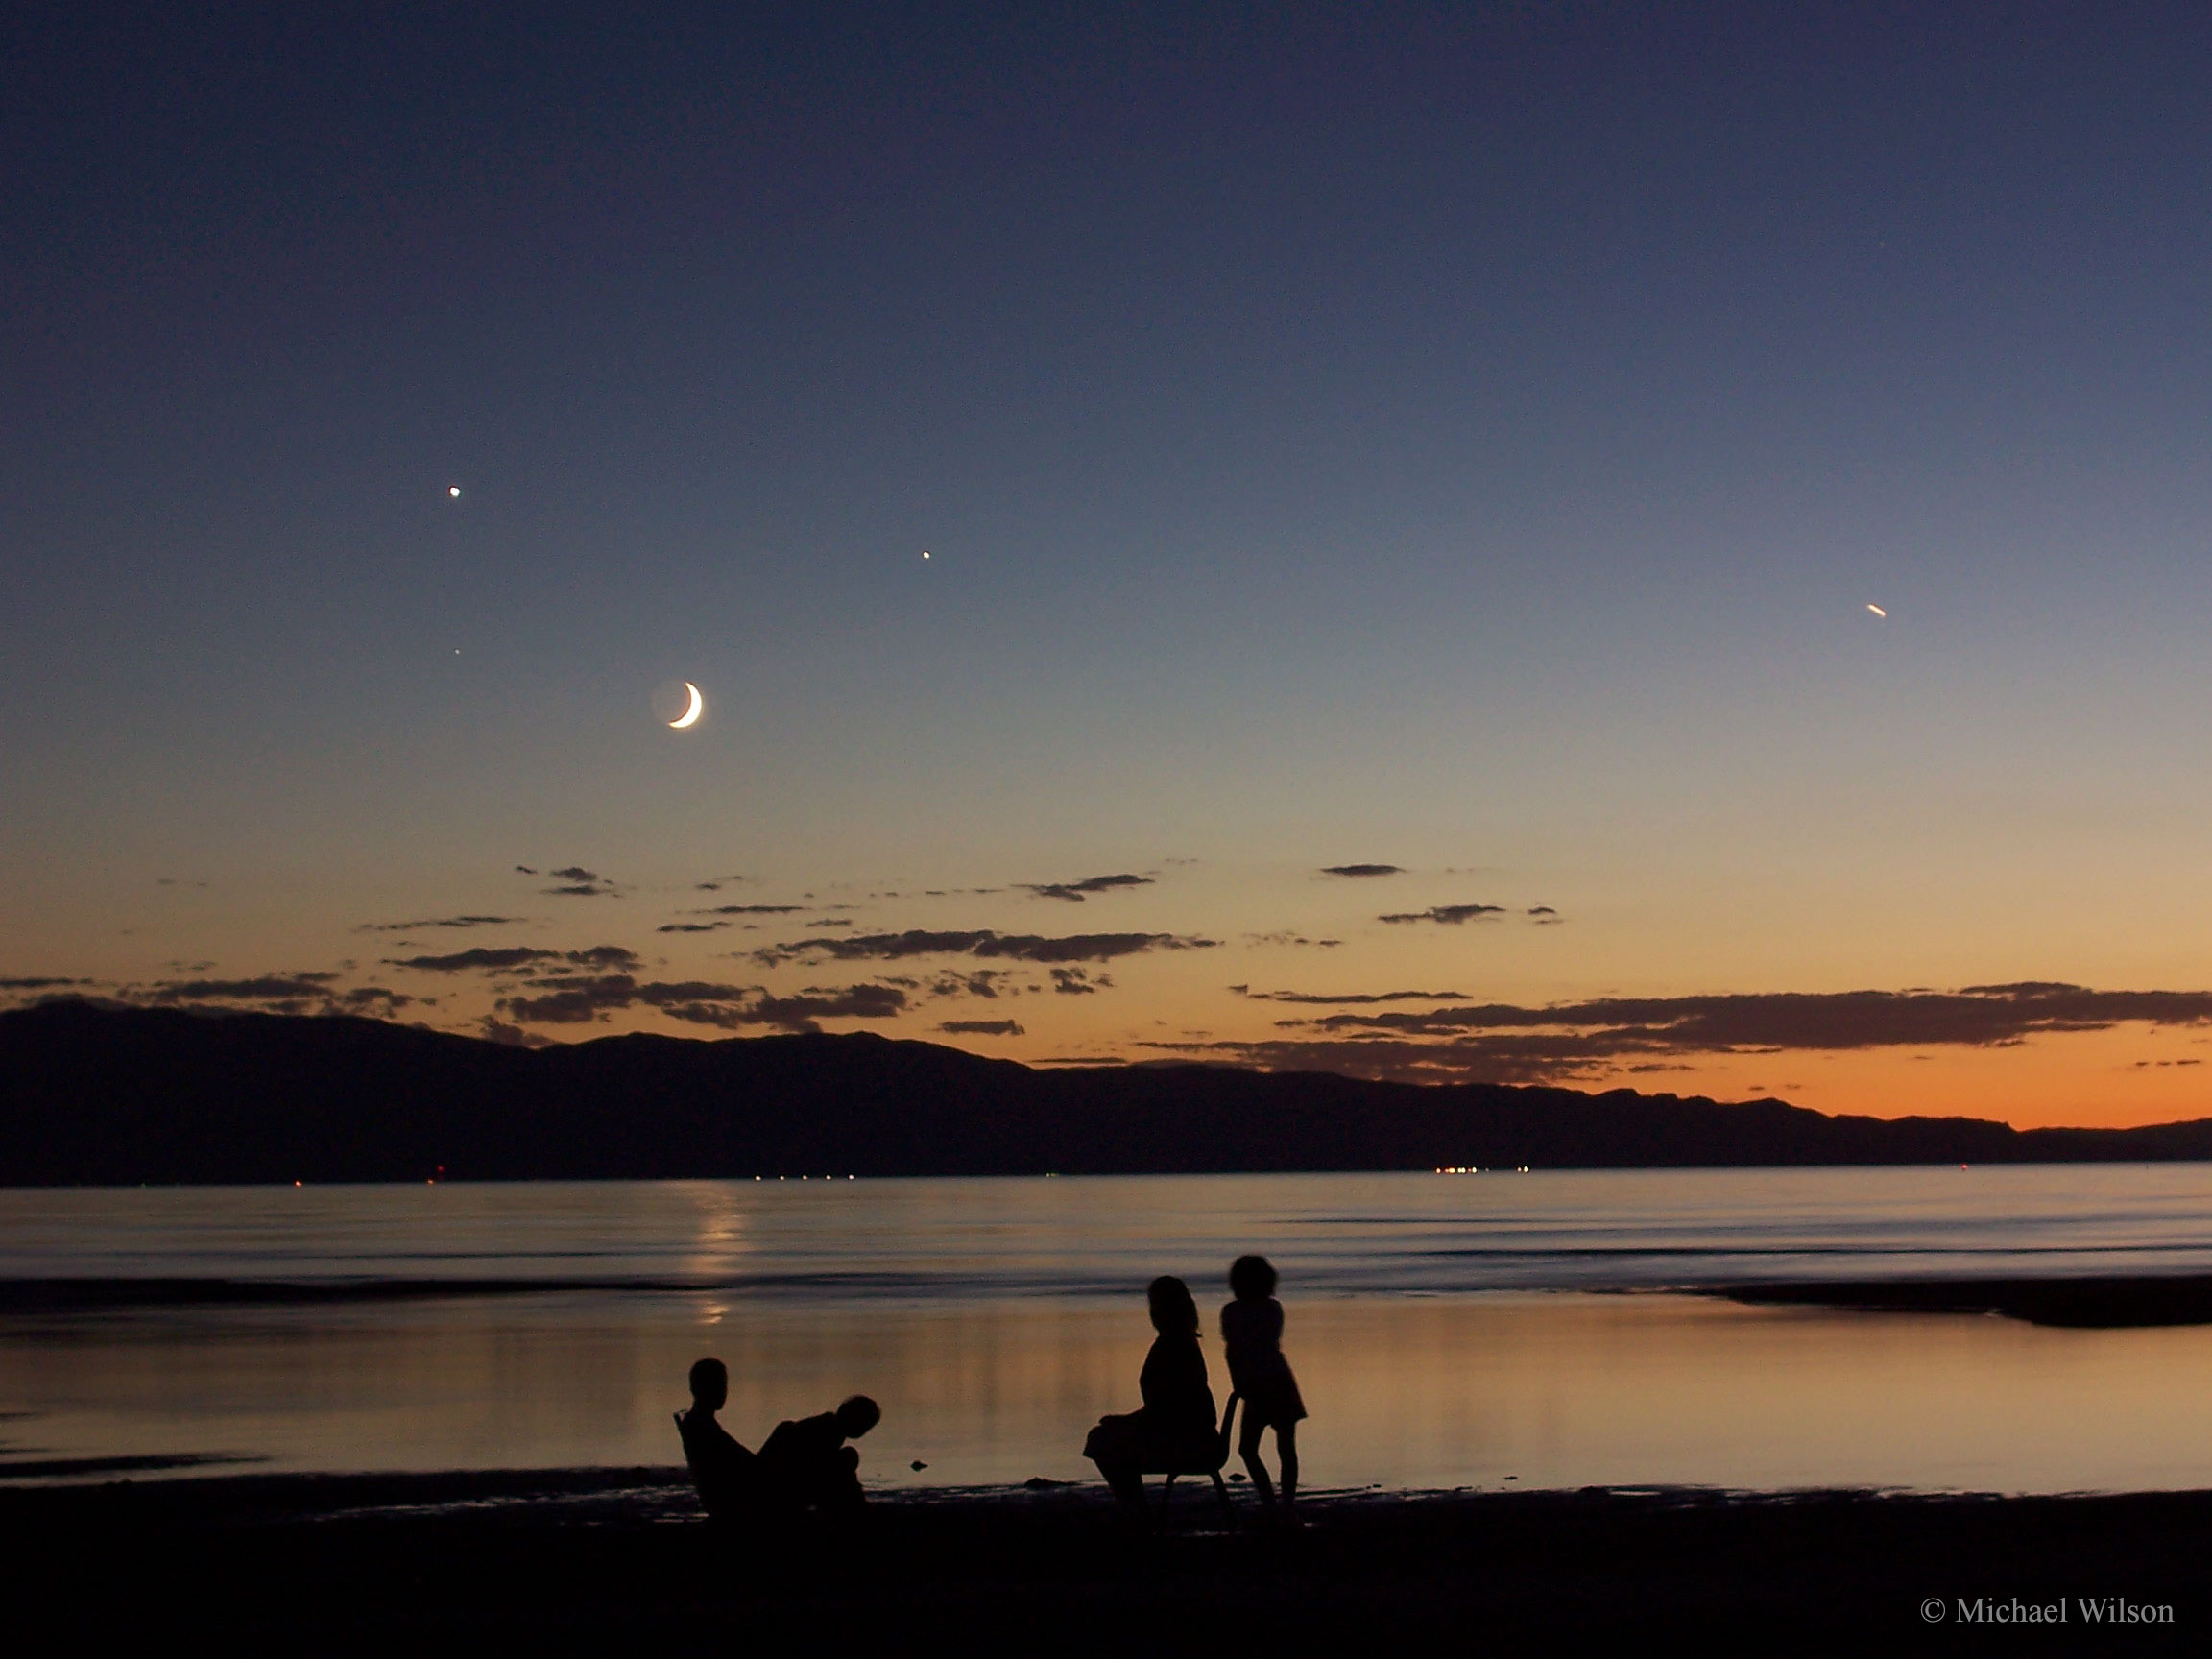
13 1270 2212 1329
9 1467 2207 1644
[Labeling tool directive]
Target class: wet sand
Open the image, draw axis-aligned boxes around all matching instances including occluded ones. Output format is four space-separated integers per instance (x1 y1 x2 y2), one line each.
6 1466 2204 1647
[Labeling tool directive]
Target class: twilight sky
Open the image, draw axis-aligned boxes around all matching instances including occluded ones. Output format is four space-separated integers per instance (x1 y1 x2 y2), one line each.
8 3 2212 1127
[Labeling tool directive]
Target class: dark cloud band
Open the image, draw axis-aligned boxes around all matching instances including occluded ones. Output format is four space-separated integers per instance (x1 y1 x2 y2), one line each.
493 975 907 1034
1182 982 2212 1085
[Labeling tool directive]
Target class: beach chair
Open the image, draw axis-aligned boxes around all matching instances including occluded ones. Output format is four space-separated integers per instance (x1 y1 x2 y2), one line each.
674 1409 758 1522
1154 1392 1240 1522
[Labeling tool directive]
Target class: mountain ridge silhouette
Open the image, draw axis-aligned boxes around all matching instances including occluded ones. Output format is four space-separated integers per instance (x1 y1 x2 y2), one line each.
6 998 2211 1184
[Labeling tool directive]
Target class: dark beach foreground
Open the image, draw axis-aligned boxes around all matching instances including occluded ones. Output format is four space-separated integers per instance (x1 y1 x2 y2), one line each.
4 1467 2204 1650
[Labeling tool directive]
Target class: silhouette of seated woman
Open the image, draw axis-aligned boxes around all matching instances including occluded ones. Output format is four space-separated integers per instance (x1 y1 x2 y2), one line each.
757 1394 881 1515
1084 1275 1219 1514
675 1357 758 1521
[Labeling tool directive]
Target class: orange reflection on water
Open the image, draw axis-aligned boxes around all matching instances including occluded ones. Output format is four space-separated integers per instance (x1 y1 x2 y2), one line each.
11 1289 2212 1494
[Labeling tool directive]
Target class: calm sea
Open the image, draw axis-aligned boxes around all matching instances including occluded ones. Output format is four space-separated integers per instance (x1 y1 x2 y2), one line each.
6 1166 2212 1494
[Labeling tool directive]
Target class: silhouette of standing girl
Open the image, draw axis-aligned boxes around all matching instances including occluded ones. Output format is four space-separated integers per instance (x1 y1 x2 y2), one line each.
1221 1255 1305 1513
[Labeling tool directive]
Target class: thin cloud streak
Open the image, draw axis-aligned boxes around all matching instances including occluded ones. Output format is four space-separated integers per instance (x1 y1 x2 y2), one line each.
1232 985 1471 1004
1379 904 1507 925
386 946 641 974
753 929 1216 967
355 915 524 933
541 866 619 898
1020 874 1154 902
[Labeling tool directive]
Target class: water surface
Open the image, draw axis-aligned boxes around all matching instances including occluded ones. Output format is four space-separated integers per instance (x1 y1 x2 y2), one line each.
6 1167 2212 1493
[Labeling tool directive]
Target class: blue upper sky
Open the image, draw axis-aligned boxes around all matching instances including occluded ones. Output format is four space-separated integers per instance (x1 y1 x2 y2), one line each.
9 3 2212 1123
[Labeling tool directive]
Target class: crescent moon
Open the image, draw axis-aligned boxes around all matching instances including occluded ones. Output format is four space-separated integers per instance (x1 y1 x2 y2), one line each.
669 683 703 729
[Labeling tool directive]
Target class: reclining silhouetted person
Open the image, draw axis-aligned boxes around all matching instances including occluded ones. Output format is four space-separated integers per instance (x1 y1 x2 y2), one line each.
757 1394 881 1515
1084 1275 1226 1516
675 1357 759 1521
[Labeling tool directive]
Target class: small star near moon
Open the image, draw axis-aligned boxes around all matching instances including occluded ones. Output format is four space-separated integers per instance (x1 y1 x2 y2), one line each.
921 549 931 560
1866 604 1887 617
447 486 462 499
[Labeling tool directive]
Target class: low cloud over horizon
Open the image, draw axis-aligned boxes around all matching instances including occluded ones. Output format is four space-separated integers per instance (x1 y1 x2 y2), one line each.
7 974 421 1021
1155 983 2212 1085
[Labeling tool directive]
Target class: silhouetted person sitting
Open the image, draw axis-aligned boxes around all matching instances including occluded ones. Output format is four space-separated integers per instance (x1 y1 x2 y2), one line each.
757 1394 881 1515
675 1357 758 1522
1084 1275 1220 1515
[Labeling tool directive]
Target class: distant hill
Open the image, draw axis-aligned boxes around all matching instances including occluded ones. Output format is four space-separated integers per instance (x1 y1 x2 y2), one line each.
5 999 2212 1185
